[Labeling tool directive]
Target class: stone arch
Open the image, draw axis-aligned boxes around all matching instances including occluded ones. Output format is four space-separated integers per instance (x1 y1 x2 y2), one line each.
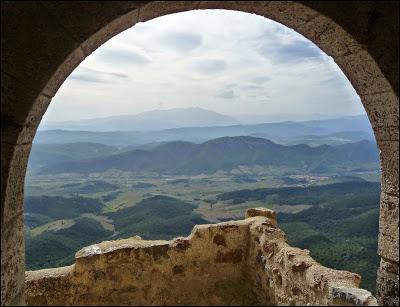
1 1 398 305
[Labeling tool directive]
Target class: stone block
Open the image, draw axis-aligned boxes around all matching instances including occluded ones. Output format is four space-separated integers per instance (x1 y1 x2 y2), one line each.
378 192 399 263
334 49 394 96
297 13 363 58
330 287 378 306
260 1 320 29
246 208 277 221
377 262 400 306
138 1 200 23
1 212 25 306
362 91 399 142
379 141 399 196
1 142 31 217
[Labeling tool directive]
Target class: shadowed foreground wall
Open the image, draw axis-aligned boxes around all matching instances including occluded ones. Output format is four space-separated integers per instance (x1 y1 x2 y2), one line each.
25 209 377 306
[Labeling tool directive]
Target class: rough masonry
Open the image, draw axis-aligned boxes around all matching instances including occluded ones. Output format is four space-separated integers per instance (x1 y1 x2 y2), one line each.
25 209 378 306
2 1 398 305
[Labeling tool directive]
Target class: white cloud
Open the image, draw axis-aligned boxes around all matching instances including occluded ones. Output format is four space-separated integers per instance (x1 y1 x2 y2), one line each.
189 58 227 75
216 89 236 99
42 9 364 123
158 31 203 52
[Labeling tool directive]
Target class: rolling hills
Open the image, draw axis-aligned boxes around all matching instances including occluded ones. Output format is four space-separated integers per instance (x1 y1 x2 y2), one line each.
34 115 374 148
37 136 379 175
27 142 120 174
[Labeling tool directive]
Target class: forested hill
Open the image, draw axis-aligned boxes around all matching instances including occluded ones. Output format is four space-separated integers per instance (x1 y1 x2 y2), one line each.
38 136 379 175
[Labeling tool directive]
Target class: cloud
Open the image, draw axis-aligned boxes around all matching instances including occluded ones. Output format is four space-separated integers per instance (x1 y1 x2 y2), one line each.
258 33 323 62
159 31 203 52
69 68 129 84
243 85 264 91
216 89 236 99
190 59 227 74
69 74 102 83
251 76 271 84
98 48 151 65
42 10 362 123
83 68 128 79
226 83 238 89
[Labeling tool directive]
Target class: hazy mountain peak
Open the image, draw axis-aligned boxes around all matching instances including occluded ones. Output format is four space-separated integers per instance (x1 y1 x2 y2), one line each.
40 107 240 132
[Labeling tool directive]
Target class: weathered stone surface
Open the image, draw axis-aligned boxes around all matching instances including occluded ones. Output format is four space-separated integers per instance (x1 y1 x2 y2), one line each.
330 287 378 306
377 260 400 306
297 12 363 58
1 73 52 129
25 211 377 306
302 1 399 95
362 91 399 142
1 212 25 306
245 207 277 221
378 192 399 263
1 142 31 306
79 10 139 57
379 141 399 196
1 1 399 305
335 49 394 96
138 1 200 23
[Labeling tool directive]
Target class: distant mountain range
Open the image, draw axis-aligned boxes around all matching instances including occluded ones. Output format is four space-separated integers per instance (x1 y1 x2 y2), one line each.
39 108 373 134
35 115 374 148
39 108 240 132
36 136 379 176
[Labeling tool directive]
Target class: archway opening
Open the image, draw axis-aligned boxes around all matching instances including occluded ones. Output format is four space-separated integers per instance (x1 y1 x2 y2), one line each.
2 2 398 306
24 9 380 298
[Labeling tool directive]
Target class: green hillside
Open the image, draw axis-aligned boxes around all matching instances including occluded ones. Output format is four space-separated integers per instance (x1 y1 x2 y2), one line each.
217 181 380 205
24 179 381 294
37 137 379 175
25 196 104 220
27 142 119 174
25 218 113 270
106 195 208 240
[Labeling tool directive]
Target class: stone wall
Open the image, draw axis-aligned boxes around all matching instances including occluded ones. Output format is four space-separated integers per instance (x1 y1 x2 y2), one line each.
2 2 398 305
25 209 377 306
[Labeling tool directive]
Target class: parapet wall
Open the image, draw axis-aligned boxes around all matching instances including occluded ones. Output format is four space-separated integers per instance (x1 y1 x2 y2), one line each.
25 208 377 306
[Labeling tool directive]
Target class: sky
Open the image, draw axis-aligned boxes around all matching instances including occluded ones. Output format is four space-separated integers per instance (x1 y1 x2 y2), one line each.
41 9 366 123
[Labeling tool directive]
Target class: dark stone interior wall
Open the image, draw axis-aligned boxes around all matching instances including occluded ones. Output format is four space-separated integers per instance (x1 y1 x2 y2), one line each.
1 1 398 305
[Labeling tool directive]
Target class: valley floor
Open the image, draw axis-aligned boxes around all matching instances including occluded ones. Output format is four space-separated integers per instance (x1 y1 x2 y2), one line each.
24 170 380 293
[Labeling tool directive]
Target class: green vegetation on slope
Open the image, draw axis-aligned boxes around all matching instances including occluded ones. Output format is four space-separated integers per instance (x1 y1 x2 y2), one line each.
24 169 380 294
25 218 113 270
279 192 380 294
106 195 208 240
217 181 380 205
25 196 104 220
27 142 119 174
37 137 379 175
61 180 119 194
24 195 209 269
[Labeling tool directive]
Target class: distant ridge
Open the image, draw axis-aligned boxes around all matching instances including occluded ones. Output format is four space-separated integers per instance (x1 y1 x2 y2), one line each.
37 136 379 175
35 115 374 148
40 107 240 132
